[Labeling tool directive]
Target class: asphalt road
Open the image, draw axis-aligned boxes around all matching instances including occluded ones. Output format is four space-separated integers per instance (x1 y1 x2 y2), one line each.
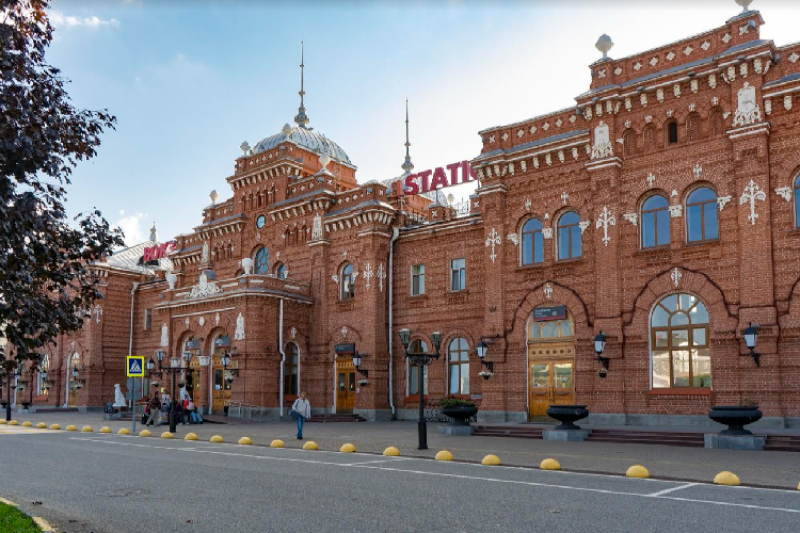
1 428 799 533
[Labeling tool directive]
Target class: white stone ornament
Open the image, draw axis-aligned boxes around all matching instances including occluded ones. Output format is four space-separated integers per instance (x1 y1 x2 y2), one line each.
669 205 683 218
166 272 178 289
485 228 501 263
198 316 205 326
160 323 169 348
701 41 710 51
646 173 656 187
765 100 772 115
657 89 664 103
525 198 532 212
364 262 374 290
113 384 126 407
623 213 639 226
693 164 703 180
542 228 553 239
561 192 569 205
544 283 553 300
290 326 297 339
93 304 103 324
502 132 509 141
331 274 339 284
614 67 623 75
591 121 613 160
739 179 766 226
312 213 323 240
684 46 693 56
578 221 590 234
722 33 732 44
201 241 210 264
234 313 246 341
640 94 648 108
634 61 642 71
595 207 616 247
733 82 761 127
671 268 682 288
341 326 348 339
790 52 800 64
785 96 793 111
507 233 519 246
188 272 222 299
215 313 220 325
709 74 717 89
377 263 386 293
717 196 732 211
775 187 793 202
185 317 190 327
691 80 699 94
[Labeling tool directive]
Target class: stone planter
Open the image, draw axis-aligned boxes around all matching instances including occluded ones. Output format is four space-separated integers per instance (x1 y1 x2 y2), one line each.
441 405 478 426
546 404 590 431
708 405 763 436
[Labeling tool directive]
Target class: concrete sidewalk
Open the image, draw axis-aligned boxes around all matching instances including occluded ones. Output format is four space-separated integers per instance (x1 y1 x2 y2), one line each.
5 410 800 490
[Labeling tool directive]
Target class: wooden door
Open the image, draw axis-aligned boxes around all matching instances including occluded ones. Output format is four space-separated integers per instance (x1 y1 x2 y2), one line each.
336 360 356 414
528 360 574 420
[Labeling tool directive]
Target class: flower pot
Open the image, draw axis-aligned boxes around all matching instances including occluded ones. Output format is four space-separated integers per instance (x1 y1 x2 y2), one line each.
546 404 590 430
708 405 763 436
441 405 478 426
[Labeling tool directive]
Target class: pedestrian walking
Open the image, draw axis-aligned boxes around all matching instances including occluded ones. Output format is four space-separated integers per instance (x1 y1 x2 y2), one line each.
291 392 311 440
188 401 203 424
146 393 161 427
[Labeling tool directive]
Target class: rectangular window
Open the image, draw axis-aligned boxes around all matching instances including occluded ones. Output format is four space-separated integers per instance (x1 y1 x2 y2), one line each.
411 264 425 296
144 309 152 330
450 259 466 291
409 365 428 395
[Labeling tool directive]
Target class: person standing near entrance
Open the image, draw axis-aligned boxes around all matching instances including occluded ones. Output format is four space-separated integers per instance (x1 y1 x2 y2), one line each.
146 392 161 427
291 392 311 440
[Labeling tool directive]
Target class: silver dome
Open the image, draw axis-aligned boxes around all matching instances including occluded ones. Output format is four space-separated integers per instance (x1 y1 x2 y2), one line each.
253 124 352 166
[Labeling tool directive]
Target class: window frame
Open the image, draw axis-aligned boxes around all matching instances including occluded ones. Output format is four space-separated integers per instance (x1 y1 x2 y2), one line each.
283 342 299 397
521 218 544 266
667 121 679 145
450 258 466 292
686 187 719 243
340 263 355 300
447 338 470 396
144 308 152 330
411 264 425 296
274 262 286 279
795 175 800 229
641 194 671 248
556 211 582 261
254 247 269 274
650 293 711 389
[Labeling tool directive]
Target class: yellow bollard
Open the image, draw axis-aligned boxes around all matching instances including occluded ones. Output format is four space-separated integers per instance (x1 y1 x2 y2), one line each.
0 420 6 425
714 471 741 486
36 422 47 429
81 426 93 433
238 437 253 446
49 424 61 430
139 429 152 437
302 441 319 451
435 450 454 461
270 439 285 448
210 435 224 443
9 420 19 426
540 458 562 471
185 433 198 441
383 446 401 456
161 432 174 439
21 421 33 427
99 427 112 434
340 443 356 453
118 428 130 435
482 454 501 466
626 465 650 479
65 424 77 431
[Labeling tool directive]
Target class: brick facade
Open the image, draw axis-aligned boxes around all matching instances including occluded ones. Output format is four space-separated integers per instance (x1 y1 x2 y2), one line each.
27 9 800 428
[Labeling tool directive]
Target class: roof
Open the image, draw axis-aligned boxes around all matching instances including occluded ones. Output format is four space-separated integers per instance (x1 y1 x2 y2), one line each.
253 124 352 166
474 129 590 162
101 241 174 274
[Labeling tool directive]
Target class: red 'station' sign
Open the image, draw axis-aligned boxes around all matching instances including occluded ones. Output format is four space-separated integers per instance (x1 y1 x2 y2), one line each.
393 160 477 197
143 241 176 263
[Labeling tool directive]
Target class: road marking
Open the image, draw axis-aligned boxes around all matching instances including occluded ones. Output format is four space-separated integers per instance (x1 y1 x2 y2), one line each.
0 497 17 506
647 483 698 497
32 516 56 532
344 458 409 466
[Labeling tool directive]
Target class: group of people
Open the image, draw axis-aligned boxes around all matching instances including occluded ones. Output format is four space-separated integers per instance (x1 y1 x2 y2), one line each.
144 384 203 426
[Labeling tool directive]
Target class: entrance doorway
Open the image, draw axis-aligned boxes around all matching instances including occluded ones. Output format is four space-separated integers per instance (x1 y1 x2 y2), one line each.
336 359 356 414
527 312 575 421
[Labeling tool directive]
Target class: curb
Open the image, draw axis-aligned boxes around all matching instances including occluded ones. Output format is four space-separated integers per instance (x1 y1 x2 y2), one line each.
0 496 56 532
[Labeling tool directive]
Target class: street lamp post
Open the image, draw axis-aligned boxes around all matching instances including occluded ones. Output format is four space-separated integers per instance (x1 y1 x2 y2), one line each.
1 357 24 421
398 329 443 450
154 349 193 433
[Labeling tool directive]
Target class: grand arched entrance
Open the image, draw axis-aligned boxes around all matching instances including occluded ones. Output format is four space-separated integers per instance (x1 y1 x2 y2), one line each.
527 308 575 421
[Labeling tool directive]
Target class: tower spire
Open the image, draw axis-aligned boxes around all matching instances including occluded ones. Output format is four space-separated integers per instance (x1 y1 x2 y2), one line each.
294 41 310 129
401 98 414 175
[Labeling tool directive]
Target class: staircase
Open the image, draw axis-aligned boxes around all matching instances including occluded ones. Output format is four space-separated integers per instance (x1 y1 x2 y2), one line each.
586 428 705 447
473 425 544 439
765 435 800 452
307 413 366 423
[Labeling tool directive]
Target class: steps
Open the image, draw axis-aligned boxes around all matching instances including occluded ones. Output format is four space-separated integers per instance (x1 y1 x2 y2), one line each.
307 414 366 423
473 425 544 439
764 435 800 452
586 429 705 448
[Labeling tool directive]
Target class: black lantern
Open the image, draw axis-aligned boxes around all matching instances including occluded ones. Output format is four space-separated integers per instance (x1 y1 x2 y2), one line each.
351 353 368 378
155 350 166 363
743 323 760 367
475 337 495 377
594 331 609 371
398 328 411 349
220 352 231 368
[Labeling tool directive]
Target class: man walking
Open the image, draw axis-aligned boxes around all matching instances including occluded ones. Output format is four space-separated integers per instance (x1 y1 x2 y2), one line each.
146 390 161 427
291 392 311 440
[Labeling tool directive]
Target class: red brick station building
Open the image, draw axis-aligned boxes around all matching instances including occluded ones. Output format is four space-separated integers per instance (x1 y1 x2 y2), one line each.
18 7 800 428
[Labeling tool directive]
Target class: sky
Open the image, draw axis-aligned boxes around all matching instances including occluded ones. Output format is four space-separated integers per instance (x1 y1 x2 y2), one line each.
47 0 800 246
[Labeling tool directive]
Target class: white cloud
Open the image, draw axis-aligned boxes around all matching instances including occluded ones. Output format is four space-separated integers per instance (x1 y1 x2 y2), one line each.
50 11 120 29
114 212 146 246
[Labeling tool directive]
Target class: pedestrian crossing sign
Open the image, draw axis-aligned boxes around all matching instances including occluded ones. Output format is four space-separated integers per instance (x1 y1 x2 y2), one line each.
126 356 146 377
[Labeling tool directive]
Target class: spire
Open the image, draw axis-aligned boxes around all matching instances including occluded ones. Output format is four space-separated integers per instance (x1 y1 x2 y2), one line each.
401 98 414 175
149 222 158 242
294 41 310 129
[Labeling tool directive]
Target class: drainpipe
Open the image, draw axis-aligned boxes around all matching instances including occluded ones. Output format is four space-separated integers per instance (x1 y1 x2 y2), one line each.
387 226 400 417
278 299 285 417
127 282 139 408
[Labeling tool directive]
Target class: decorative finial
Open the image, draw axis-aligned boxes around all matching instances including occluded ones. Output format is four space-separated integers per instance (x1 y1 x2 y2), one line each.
595 34 614 60
149 222 158 242
240 141 250 156
210 190 219 205
282 123 292 136
319 154 331 170
735 0 753 13
294 41 310 129
401 98 414 175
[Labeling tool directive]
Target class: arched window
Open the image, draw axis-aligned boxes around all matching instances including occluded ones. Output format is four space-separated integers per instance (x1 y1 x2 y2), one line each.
687 188 719 242
521 218 544 265
686 113 702 142
274 262 286 279
38 354 50 396
408 339 428 396
651 293 710 389
667 121 679 145
340 263 355 300
448 338 470 395
254 247 269 274
641 195 670 248
795 175 800 228
528 315 573 340
557 211 582 261
709 108 724 137
644 125 657 152
284 342 299 396
623 130 637 157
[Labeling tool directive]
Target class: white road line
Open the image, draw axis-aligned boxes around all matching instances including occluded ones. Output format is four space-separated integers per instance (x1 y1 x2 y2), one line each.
647 483 698 497
345 458 409 466
66 437 800 514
